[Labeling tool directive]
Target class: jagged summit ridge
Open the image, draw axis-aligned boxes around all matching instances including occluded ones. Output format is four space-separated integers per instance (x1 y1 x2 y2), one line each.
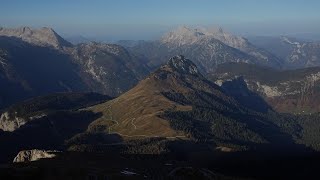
0 26 72 49
164 55 199 75
161 26 241 46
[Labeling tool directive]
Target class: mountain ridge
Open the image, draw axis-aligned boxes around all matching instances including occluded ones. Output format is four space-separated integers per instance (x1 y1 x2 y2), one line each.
0 26 73 49
78 56 299 151
161 26 283 68
0 27 150 108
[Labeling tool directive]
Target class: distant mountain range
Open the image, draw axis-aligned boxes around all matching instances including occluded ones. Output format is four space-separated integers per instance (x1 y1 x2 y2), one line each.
119 26 320 71
2 26 320 110
249 36 320 69
122 26 283 72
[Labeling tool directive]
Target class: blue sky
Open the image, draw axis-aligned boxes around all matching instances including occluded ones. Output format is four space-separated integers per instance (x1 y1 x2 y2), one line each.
1 0 320 40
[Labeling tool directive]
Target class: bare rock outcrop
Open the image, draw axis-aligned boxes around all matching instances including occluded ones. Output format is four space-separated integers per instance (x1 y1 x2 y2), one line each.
13 149 59 163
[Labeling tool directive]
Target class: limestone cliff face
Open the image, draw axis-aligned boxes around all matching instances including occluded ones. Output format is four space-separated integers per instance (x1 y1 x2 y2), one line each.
0 111 46 132
0 112 26 132
13 149 58 163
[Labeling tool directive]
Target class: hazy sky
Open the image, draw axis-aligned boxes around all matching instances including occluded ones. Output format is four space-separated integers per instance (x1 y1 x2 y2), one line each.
1 0 320 40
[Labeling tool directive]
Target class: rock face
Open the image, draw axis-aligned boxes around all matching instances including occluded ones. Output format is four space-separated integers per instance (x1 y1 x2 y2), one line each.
211 62 320 113
13 149 58 163
0 27 72 49
67 42 150 96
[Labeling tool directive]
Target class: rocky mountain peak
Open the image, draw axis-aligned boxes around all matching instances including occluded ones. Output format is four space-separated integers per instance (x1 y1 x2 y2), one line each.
0 26 72 49
160 25 248 48
161 26 206 45
164 55 199 75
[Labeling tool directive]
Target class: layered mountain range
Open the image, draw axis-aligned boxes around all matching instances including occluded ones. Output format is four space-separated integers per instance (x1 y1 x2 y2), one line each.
1 56 316 163
1 54 320 180
122 26 320 72
2 25 320 179
1 26 320 164
0 27 149 109
2 26 320 110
